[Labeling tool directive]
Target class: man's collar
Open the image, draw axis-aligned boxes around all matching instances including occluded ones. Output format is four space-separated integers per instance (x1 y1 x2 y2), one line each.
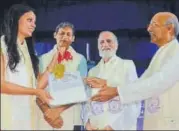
160 38 178 49
101 55 117 65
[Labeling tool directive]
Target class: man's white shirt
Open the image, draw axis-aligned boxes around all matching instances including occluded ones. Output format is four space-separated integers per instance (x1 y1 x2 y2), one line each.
119 39 179 129
83 55 140 130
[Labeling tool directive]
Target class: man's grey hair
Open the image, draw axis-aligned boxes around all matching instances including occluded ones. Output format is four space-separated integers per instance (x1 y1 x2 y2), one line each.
55 22 75 35
98 31 119 49
165 16 179 37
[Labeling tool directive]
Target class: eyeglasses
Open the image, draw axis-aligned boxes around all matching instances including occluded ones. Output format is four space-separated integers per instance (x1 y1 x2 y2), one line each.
147 22 172 28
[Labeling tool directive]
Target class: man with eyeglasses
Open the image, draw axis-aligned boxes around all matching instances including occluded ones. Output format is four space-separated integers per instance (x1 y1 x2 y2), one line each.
86 12 179 130
83 31 140 130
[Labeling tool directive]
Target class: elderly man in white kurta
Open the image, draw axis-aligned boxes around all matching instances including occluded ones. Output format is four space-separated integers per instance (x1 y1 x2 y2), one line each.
87 12 179 130
84 31 140 130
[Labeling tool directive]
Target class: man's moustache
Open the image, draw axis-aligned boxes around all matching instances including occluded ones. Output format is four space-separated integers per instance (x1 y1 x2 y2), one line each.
101 48 111 51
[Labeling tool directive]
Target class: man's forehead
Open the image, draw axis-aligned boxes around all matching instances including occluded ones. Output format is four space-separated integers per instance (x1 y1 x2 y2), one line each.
151 13 171 24
99 32 114 40
58 26 73 33
151 15 162 24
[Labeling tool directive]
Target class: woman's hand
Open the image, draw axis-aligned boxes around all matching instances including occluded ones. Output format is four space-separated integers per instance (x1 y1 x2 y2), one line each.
35 89 53 104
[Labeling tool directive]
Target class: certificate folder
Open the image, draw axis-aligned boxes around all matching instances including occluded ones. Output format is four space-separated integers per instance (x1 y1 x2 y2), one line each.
48 71 88 107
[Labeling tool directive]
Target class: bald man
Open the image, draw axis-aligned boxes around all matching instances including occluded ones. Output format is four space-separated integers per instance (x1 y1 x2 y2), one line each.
83 31 140 130
86 12 179 130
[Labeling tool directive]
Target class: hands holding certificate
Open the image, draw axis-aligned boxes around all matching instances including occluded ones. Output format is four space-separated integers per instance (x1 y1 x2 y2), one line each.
85 77 119 102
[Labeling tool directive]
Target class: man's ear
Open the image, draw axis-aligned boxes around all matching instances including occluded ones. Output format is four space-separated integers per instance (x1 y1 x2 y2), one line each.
53 32 57 39
72 36 75 42
167 24 175 35
115 44 119 50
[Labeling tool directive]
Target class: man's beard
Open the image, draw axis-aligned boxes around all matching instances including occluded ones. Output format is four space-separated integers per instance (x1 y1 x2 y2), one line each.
99 49 116 59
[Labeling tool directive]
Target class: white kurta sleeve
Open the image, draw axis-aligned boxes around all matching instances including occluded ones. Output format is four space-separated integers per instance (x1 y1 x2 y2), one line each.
81 68 95 127
119 53 179 104
109 60 141 130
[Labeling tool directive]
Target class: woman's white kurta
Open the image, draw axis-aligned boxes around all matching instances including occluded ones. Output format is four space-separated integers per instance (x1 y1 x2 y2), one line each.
1 35 38 130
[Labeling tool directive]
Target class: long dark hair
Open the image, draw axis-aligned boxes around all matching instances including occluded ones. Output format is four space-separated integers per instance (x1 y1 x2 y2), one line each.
0 4 39 77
